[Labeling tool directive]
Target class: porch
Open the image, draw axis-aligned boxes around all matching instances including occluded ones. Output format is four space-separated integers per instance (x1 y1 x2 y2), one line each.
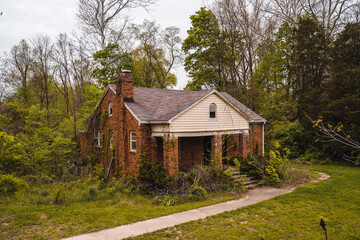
155 132 250 175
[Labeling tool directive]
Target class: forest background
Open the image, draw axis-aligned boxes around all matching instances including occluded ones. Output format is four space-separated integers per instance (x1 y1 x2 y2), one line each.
0 0 359 178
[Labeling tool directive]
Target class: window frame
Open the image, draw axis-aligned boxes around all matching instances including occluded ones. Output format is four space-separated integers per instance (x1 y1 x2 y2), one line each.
209 103 217 119
130 131 136 152
94 130 102 146
108 102 113 116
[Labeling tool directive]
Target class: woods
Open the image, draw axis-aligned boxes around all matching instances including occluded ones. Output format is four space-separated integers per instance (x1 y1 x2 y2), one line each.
0 0 359 180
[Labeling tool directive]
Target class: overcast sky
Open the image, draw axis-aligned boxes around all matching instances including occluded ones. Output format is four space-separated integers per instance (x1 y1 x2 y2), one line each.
0 0 212 89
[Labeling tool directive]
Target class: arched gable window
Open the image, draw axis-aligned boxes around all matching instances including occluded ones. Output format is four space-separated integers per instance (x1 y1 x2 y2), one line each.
209 103 217 119
108 102 113 116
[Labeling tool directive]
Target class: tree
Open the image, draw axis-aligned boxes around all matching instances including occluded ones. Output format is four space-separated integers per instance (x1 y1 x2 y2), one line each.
92 43 136 88
131 20 181 88
318 22 360 161
0 40 33 103
182 7 230 91
76 0 157 52
212 0 277 95
264 0 355 37
31 35 54 110
287 15 329 121
132 46 176 88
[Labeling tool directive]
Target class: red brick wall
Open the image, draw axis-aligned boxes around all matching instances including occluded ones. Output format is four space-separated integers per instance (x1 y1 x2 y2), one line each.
163 137 179 175
250 123 263 155
179 137 204 172
80 79 145 178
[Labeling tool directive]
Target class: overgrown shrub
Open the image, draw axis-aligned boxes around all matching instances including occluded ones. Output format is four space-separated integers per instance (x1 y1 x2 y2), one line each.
189 180 207 201
264 141 288 185
0 174 27 194
169 164 238 198
266 120 307 159
138 153 169 193
156 194 178 206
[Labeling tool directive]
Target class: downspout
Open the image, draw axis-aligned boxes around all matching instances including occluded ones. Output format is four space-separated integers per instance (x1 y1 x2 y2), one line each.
262 123 265 156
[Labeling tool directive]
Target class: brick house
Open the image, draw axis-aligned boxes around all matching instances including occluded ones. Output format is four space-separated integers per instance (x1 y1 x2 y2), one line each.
80 70 266 178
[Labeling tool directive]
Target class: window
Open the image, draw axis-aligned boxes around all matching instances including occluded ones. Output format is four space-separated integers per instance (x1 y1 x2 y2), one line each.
94 130 102 146
130 131 136 152
110 131 114 148
209 103 217 119
108 102 113 116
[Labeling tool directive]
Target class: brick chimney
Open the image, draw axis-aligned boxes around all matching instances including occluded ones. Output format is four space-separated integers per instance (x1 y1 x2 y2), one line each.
116 70 134 102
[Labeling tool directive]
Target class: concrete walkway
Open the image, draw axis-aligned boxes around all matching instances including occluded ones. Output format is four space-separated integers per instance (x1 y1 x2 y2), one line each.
64 172 329 240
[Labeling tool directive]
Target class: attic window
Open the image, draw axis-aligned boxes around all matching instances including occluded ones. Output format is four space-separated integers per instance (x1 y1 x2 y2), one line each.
209 103 217 119
109 102 113 116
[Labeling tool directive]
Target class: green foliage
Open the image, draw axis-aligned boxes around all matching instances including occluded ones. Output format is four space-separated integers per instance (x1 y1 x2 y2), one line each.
101 109 108 126
132 46 177 89
0 174 27 194
136 165 360 240
182 7 233 90
92 163 105 183
138 153 169 192
266 120 307 158
189 180 207 201
288 15 329 120
170 165 237 196
81 186 98 201
0 131 29 175
156 194 178 206
54 188 66 205
264 141 288 186
92 44 136 88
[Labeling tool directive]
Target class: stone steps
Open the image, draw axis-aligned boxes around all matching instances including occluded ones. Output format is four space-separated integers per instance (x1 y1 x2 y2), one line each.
225 165 260 189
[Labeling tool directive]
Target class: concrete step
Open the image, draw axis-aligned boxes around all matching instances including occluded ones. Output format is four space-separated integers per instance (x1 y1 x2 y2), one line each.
244 183 259 189
244 179 260 185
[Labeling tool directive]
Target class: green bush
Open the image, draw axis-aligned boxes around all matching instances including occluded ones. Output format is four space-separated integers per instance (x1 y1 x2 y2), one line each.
266 120 307 159
264 141 288 186
189 181 207 201
0 174 27 194
156 194 178 206
138 153 169 192
169 164 238 196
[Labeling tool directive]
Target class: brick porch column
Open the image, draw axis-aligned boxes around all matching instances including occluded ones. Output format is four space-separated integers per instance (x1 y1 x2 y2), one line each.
242 132 250 159
211 135 222 167
163 137 179 175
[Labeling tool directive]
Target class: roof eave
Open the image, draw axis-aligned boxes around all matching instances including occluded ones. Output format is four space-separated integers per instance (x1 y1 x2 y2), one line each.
250 119 267 123
140 120 169 124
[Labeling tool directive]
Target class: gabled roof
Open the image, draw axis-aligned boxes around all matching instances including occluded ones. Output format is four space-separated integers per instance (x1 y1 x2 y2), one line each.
107 84 265 124
220 92 266 123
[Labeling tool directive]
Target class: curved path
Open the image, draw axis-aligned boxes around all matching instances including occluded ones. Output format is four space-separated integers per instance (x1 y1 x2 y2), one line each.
63 171 330 240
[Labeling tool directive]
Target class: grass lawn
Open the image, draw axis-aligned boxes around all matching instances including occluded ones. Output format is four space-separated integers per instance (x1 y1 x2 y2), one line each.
0 182 240 240
129 165 360 240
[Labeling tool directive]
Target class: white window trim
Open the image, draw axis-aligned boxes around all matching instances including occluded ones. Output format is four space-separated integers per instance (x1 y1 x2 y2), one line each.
95 130 102 147
209 103 217 121
130 131 136 152
108 102 113 116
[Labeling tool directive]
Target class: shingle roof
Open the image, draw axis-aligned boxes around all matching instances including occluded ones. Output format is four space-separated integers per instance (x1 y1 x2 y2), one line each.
108 85 265 123
220 92 265 122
